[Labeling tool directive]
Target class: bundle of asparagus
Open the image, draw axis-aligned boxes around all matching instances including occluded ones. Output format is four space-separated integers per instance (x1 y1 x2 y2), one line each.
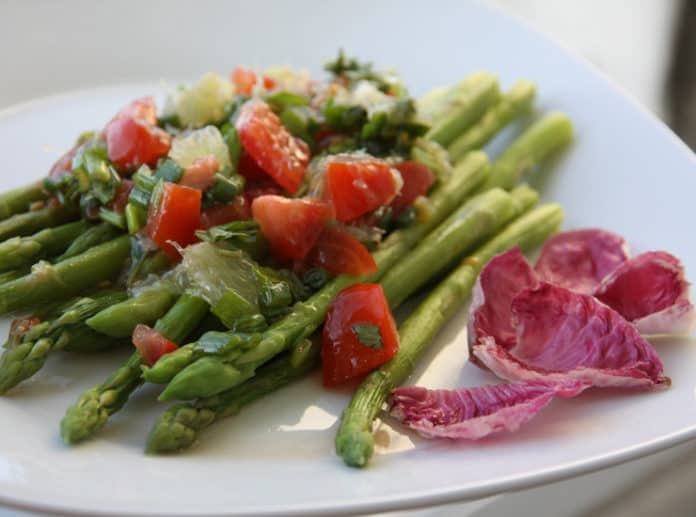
0 57 573 464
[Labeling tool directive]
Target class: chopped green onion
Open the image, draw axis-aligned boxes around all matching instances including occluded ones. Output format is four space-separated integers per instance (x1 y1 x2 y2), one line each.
155 159 184 183
125 203 147 234
128 187 152 210
303 268 329 290
220 123 242 174
134 171 158 192
98 207 126 229
279 108 313 145
265 91 310 111
208 173 244 203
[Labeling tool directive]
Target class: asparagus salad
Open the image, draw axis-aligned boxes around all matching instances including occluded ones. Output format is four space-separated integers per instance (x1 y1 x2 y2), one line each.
0 52 691 468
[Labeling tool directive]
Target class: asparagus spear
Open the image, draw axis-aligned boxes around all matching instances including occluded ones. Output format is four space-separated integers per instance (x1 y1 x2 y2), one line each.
0 268 28 286
0 235 131 315
0 181 49 221
477 112 574 192
55 223 123 262
0 290 127 393
146 338 319 453
448 80 537 162
145 186 538 452
60 294 209 444
336 203 564 467
0 220 91 272
381 185 538 308
0 204 77 241
427 72 501 147
86 283 180 338
144 151 490 397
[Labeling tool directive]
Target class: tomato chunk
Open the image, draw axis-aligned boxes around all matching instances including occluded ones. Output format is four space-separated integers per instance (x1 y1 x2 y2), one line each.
104 97 171 171
322 283 399 386
309 227 377 276
132 324 179 366
231 67 275 95
105 116 171 171
235 100 310 194
145 183 202 259
390 161 435 216
115 97 158 125
200 196 250 229
251 195 333 261
324 156 401 221
180 155 219 190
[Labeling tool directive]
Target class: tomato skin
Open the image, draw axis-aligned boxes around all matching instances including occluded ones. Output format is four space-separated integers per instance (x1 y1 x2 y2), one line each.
104 116 171 171
231 67 275 95
251 195 334 261
180 155 219 190
309 227 377 276
238 152 270 183
324 157 401 222
132 324 179 367
145 183 202 259
390 161 435 216
322 284 399 386
116 97 158 125
109 179 134 213
235 100 310 194
199 196 250 229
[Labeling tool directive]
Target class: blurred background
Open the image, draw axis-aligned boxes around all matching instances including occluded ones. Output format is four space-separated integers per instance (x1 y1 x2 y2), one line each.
0 1 694 516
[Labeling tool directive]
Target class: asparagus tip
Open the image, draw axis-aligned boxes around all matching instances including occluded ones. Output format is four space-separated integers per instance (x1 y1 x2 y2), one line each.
336 429 375 468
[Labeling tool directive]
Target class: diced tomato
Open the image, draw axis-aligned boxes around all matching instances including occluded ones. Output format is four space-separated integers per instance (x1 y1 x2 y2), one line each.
145 183 202 259
114 97 158 126
238 152 270 183
324 156 401 221
231 67 276 95
322 283 399 386
180 155 220 190
251 195 334 261
390 161 435 216
132 324 179 367
109 179 134 213
309 227 377 276
199 196 251 229
104 116 171 171
235 100 310 194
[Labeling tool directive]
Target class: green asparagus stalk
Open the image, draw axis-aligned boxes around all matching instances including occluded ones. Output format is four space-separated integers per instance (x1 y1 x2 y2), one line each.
145 186 538 452
427 72 501 147
0 204 77 241
0 220 91 272
60 294 209 444
145 151 490 398
448 80 537 162
0 290 128 393
55 223 123 262
0 181 49 221
0 268 28 286
381 185 538 308
336 203 564 468
146 337 319 453
86 283 180 338
0 235 131 315
477 112 573 192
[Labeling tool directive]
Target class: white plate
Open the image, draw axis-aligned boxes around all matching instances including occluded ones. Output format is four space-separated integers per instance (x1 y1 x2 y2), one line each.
0 1 695 516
